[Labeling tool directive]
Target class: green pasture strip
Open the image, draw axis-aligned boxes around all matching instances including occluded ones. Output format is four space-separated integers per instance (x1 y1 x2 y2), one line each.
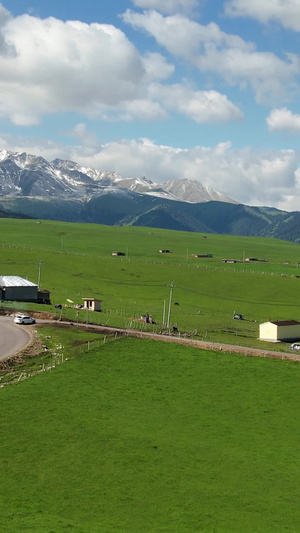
1 218 300 267
1 337 300 532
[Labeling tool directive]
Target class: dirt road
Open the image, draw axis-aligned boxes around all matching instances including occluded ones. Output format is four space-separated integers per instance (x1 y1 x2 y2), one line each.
41 320 300 363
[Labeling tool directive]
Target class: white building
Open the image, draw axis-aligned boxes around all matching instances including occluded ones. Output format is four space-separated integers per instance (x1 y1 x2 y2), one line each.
259 320 300 342
82 298 102 312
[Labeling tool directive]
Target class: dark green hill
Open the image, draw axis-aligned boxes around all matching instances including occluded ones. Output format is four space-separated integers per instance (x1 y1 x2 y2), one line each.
0 204 33 219
1 191 300 242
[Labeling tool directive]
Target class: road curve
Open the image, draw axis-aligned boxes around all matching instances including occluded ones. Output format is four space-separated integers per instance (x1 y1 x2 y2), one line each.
0 316 31 361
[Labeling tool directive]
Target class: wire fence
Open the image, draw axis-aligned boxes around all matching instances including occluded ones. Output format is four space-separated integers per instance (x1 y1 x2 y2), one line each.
0 333 120 388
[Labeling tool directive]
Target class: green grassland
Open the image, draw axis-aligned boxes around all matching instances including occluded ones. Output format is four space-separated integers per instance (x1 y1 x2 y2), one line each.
1 218 300 349
2 221 300 531
0 324 108 386
1 337 300 532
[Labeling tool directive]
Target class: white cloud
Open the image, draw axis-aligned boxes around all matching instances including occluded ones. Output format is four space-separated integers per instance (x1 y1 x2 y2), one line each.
0 6 244 127
120 99 168 121
131 0 198 15
72 140 300 210
68 123 99 149
267 108 300 133
225 0 300 32
150 83 244 122
0 8 148 124
0 3 14 55
87 80 242 123
124 9 253 58
123 9 300 103
142 52 175 80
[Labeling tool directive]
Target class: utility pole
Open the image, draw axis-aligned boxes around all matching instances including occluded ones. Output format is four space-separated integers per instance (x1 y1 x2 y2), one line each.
162 299 166 326
167 281 175 331
37 259 43 288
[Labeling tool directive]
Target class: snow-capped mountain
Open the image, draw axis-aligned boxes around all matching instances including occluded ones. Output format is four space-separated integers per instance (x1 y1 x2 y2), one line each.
3 150 300 243
162 179 236 204
0 150 236 204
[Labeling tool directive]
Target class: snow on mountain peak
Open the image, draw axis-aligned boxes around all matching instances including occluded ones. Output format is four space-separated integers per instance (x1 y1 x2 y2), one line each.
0 150 237 205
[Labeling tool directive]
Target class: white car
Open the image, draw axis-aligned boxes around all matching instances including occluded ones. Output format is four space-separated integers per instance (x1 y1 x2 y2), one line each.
291 342 300 351
14 314 36 325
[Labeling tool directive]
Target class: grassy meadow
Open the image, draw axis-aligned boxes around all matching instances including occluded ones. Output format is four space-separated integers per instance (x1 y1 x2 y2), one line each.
1 217 300 349
1 337 300 532
1 220 300 531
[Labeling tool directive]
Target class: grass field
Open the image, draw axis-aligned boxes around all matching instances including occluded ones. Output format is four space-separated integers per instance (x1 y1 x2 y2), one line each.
0 324 108 386
1 336 300 532
1 220 300 531
1 218 300 349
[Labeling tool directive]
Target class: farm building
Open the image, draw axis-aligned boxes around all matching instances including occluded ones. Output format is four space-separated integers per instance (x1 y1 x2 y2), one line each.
259 320 300 342
245 257 268 263
192 254 213 258
82 298 102 312
0 275 51 303
222 259 236 264
112 251 125 256
159 249 171 253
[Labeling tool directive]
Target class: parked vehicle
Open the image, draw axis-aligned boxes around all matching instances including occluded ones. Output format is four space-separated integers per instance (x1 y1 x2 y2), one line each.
233 313 243 320
14 314 35 325
291 342 300 351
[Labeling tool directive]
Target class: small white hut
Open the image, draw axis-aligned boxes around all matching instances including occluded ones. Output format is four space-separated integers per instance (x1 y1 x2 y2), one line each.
82 298 102 312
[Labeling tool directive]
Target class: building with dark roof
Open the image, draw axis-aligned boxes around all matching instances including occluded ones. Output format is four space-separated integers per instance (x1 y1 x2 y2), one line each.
259 320 300 342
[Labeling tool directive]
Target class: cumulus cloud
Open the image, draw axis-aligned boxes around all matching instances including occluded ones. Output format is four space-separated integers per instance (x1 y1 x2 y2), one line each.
0 7 160 124
150 83 244 122
0 6 244 127
68 123 99 150
142 52 175 80
267 108 300 133
124 9 253 58
120 99 168 121
123 9 300 103
98 82 243 123
225 0 300 32
72 140 300 210
131 0 198 15
0 3 14 55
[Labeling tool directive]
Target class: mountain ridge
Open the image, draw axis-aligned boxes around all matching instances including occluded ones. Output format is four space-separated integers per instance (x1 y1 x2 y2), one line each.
0 149 236 204
1 149 300 243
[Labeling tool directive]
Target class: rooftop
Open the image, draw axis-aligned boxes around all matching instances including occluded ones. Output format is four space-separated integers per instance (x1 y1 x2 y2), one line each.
0 275 37 287
271 320 300 326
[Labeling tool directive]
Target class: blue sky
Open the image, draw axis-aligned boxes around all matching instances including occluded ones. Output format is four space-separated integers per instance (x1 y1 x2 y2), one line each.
2 0 300 210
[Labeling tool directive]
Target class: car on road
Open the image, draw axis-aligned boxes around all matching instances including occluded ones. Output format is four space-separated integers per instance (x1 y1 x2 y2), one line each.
291 342 300 351
14 314 36 325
